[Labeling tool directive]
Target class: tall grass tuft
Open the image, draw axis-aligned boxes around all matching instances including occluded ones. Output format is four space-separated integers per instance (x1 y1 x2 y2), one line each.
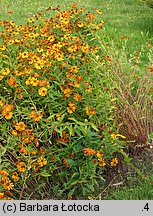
110 59 153 145
94 36 153 146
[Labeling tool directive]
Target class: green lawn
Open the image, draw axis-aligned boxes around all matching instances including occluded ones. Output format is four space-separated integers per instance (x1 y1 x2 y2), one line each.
1 0 152 63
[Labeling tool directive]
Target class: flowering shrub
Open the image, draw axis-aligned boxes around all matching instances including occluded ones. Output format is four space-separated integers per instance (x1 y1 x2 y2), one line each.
0 4 126 199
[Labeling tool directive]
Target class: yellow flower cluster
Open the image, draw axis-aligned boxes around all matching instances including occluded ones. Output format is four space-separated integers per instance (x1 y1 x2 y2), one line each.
97 150 106 167
32 157 47 172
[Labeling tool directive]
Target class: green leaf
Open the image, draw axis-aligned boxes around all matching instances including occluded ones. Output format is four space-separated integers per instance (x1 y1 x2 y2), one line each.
66 159 76 168
90 123 99 132
41 173 52 177
67 186 78 197
0 147 6 156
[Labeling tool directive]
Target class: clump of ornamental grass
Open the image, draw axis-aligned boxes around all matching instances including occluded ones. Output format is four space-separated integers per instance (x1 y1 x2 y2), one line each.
93 35 153 147
0 4 126 200
110 59 153 145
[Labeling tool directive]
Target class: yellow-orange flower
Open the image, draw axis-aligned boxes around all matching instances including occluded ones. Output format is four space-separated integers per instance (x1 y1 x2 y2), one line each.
30 110 43 122
16 162 26 173
34 61 44 70
74 93 82 102
64 34 70 40
0 45 6 51
2 104 13 112
11 172 19 182
97 150 104 158
98 159 106 167
0 100 5 106
77 22 84 28
21 52 29 58
11 130 18 136
28 17 35 23
82 44 89 53
67 101 77 114
37 157 47 167
54 53 64 61
56 113 61 121
0 170 9 176
38 87 47 96
1 176 14 190
2 111 12 120
14 122 26 131
85 85 92 92
85 106 96 116
110 158 118 167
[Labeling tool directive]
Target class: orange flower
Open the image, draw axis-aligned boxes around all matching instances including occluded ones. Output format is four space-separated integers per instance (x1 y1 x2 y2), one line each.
7 76 17 87
40 147 47 155
7 10 14 14
14 122 26 131
20 148 29 155
1 54 6 58
72 3 77 8
38 87 47 96
31 150 38 155
17 93 22 100
2 104 13 112
74 93 82 102
84 148 96 156
0 170 9 176
61 87 73 97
